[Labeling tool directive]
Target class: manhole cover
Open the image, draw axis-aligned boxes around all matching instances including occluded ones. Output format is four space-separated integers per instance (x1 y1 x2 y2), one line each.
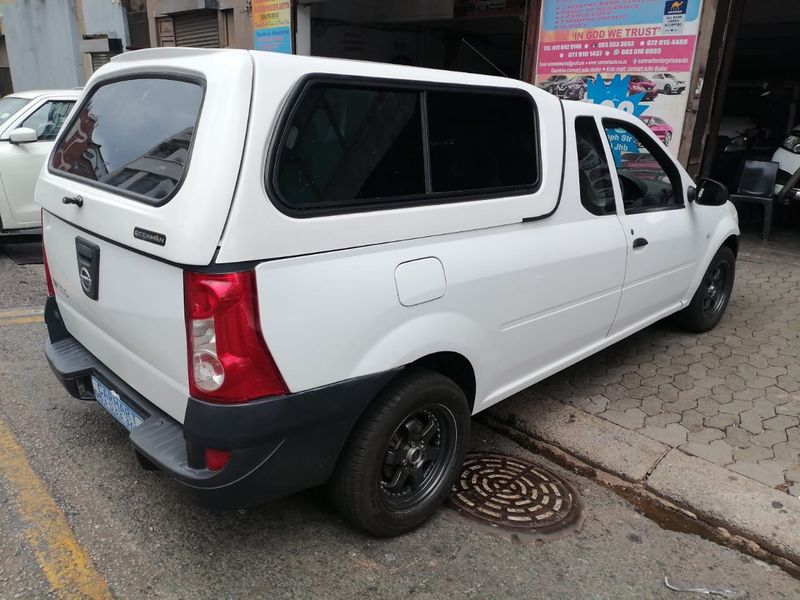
449 452 581 532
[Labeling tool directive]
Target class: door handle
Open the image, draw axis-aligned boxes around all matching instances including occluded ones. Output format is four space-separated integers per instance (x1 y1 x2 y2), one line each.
62 195 83 207
632 237 649 249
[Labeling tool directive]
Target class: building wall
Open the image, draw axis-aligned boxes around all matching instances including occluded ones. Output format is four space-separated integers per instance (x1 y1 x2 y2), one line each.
147 0 252 49
81 0 130 48
3 0 84 91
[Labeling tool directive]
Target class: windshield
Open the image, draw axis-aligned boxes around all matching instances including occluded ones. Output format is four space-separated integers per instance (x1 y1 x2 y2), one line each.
0 96 31 127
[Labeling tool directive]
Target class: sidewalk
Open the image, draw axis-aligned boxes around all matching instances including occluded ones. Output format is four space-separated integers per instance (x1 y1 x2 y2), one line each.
489 235 800 568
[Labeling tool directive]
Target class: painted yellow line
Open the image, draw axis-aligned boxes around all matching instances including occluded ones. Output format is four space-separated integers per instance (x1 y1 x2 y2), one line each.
0 315 44 326
0 417 113 599
0 307 44 318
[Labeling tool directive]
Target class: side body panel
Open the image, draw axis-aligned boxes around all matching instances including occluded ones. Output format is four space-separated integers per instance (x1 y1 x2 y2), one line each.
256 104 628 411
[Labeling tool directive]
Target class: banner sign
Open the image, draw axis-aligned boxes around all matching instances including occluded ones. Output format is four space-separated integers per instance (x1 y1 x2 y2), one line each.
535 0 703 154
253 0 293 54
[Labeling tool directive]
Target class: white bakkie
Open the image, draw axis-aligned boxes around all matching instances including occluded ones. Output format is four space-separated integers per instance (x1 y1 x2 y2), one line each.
38 48 739 537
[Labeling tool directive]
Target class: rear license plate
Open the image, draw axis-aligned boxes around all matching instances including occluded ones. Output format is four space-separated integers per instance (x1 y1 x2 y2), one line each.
91 376 143 431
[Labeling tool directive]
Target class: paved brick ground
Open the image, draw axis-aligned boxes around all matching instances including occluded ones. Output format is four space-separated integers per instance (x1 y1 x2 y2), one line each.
535 236 800 497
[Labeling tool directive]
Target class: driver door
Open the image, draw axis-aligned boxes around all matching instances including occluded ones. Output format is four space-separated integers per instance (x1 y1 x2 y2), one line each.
0 99 75 227
601 119 700 336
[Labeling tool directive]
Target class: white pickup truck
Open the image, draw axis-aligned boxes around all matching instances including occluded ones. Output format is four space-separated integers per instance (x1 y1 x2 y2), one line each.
38 48 739 536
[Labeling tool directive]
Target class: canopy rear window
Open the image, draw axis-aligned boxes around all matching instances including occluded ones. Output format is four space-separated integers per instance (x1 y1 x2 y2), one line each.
51 77 204 205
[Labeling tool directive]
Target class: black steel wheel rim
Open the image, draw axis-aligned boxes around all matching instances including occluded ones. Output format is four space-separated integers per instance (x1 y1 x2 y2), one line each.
379 404 458 511
702 261 729 317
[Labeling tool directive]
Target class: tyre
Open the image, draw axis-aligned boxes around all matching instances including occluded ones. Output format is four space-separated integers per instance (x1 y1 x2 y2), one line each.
664 84 672 94
329 368 470 537
664 132 672 146
675 246 735 332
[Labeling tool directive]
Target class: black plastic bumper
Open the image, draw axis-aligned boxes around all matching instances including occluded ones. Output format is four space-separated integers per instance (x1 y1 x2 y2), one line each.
44 296 398 508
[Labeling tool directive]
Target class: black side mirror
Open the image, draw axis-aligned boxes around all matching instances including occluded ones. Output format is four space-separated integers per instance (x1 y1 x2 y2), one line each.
691 177 729 206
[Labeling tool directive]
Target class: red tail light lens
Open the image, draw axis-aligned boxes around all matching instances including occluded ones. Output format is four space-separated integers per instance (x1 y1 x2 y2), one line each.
42 215 55 298
204 448 232 471
184 270 288 403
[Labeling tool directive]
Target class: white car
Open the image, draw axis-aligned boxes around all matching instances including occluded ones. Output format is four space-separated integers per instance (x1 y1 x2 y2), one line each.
38 49 739 536
772 125 800 200
0 90 80 233
650 73 686 95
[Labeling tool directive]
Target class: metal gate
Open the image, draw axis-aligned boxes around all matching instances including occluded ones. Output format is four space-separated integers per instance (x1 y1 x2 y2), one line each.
173 11 220 48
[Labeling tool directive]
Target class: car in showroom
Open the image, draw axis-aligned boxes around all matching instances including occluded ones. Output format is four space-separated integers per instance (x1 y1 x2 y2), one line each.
538 74 568 94
0 90 79 233
555 75 594 100
772 125 800 201
629 75 659 101
40 48 739 537
640 114 674 146
650 73 686 95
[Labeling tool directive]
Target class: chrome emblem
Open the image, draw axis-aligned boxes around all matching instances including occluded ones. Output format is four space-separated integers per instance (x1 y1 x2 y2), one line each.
79 266 92 294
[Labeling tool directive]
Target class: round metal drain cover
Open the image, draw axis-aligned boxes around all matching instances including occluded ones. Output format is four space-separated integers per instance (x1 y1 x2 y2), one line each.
449 452 580 532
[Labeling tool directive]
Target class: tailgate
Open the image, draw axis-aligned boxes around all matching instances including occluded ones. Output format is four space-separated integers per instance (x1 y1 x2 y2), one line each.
44 211 189 422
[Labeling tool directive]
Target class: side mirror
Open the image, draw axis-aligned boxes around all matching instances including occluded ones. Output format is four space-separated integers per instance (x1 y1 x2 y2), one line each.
8 127 38 145
692 177 729 206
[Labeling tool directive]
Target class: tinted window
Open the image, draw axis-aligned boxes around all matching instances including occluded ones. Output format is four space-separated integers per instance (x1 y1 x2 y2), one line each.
427 91 537 193
21 101 75 141
52 78 203 204
0 96 30 127
603 121 682 213
275 85 425 209
575 117 615 216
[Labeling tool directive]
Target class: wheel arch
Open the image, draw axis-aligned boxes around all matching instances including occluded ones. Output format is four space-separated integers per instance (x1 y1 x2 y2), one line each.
409 351 477 413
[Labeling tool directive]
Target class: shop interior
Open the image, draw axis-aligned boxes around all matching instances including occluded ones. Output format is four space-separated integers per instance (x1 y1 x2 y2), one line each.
308 0 529 79
706 0 800 242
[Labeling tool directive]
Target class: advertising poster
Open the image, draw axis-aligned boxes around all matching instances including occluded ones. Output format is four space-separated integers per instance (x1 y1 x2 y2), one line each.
535 0 704 154
253 0 293 54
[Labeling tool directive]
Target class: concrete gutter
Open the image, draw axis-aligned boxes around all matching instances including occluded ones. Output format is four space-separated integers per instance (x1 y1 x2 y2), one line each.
488 389 800 568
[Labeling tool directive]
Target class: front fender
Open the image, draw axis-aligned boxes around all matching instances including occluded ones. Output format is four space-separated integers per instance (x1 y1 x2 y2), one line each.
683 201 740 304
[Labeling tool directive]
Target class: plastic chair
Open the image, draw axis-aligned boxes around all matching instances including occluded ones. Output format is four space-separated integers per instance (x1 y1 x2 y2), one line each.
730 160 779 241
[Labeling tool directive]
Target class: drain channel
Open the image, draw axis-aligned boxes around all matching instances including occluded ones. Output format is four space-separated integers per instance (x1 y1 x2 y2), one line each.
449 452 581 532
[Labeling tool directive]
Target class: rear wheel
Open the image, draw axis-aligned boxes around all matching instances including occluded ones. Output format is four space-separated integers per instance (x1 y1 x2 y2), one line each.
329 368 470 537
664 84 672 94
675 246 735 332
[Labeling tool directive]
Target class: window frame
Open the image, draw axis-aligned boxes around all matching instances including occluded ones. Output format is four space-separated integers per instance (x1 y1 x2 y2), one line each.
574 116 617 217
266 74 542 218
601 117 685 215
48 73 207 207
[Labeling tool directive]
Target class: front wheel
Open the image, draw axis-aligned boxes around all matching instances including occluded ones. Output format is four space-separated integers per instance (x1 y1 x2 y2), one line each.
674 246 735 332
329 368 470 537
664 84 672 94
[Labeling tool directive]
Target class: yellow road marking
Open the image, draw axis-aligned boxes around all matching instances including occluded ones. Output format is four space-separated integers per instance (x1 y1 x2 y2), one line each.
0 307 44 318
0 307 44 326
0 417 113 599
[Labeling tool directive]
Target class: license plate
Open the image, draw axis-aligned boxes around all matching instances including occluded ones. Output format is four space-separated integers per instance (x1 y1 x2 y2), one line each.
91 376 143 431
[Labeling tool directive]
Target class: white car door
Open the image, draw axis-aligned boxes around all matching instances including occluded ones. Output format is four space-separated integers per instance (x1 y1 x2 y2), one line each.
0 99 75 227
600 117 701 336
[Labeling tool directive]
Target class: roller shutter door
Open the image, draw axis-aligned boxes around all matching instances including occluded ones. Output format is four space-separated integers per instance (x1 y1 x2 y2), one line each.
173 11 220 48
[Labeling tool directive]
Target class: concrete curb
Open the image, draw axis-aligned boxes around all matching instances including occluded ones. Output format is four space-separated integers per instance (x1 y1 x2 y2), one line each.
489 390 800 567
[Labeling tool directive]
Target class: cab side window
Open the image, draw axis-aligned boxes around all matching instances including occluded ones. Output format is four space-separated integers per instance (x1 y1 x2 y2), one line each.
602 120 683 214
21 101 75 141
575 116 616 216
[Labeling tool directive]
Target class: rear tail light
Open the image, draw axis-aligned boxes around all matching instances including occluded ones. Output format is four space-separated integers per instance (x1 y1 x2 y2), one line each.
184 270 287 403
42 212 55 298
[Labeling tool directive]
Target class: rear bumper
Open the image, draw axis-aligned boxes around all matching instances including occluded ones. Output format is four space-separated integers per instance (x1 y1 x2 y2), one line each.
44 296 397 508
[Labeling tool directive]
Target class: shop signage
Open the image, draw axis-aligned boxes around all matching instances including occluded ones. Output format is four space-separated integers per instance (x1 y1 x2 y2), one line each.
534 0 704 154
253 0 293 54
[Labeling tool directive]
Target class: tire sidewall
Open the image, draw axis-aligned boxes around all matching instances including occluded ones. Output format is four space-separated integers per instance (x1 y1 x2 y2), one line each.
688 246 736 331
339 370 470 536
